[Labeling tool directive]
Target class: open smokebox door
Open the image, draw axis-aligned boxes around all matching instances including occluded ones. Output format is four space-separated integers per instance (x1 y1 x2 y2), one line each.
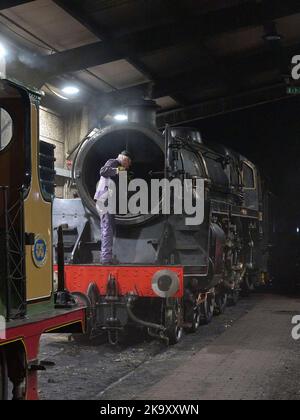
73 123 165 226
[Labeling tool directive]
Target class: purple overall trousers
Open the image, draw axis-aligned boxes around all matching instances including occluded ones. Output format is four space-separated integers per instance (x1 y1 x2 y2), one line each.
94 159 120 264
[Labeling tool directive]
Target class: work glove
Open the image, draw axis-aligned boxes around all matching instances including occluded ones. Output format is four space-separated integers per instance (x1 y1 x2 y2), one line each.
117 166 126 173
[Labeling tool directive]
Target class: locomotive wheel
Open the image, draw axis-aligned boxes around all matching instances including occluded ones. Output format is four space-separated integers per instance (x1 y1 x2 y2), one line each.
72 284 102 343
228 289 239 306
214 290 228 316
241 273 255 297
184 298 201 334
189 305 201 333
200 293 215 325
184 292 201 334
0 349 8 401
165 299 184 345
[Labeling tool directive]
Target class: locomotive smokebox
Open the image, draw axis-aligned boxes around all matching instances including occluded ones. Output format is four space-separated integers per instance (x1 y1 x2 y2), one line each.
73 100 165 224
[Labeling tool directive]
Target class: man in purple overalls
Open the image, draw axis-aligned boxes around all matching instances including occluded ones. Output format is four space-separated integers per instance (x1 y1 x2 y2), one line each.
94 151 132 265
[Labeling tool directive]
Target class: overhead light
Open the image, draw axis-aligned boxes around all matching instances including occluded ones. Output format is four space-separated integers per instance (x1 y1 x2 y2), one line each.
62 86 80 95
263 22 283 42
114 113 128 122
264 33 282 42
0 44 7 58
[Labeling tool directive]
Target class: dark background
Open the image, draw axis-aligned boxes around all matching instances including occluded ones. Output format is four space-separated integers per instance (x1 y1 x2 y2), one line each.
191 95 300 289
194 95 300 229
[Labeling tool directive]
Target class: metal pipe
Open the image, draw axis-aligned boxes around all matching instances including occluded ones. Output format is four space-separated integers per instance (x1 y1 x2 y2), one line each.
19 187 26 316
164 124 169 180
57 225 66 292
147 328 169 345
126 297 166 333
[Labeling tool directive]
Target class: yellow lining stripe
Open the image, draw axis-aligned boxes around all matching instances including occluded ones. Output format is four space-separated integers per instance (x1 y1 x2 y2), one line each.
45 319 85 334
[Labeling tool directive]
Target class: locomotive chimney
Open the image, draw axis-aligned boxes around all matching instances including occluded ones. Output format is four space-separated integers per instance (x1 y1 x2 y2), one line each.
126 99 159 128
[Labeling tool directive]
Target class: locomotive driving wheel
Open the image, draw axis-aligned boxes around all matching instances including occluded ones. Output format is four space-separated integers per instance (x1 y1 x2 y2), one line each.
228 289 239 306
214 289 228 315
0 349 8 401
72 283 102 343
241 272 256 296
165 299 184 345
190 305 201 333
185 300 201 334
200 292 215 325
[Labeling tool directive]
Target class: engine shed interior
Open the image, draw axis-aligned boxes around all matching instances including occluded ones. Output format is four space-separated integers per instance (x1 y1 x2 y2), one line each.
0 0 300 402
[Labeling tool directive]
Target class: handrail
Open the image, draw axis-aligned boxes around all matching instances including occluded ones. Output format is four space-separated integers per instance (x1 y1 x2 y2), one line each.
70 220 89 264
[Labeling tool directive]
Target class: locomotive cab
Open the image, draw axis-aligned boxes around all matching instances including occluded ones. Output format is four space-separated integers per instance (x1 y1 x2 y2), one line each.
0 79 85 400
0 80 55 316
241 158 259 210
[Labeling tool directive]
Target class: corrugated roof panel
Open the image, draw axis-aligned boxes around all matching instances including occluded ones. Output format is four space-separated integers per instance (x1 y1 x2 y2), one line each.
205 27 264 56
74 70 115 93
142 44 205 77
87 59 149 89
156 96 178 110
1 0 98 52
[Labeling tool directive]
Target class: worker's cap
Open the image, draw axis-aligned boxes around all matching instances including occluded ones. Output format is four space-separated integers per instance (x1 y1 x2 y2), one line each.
120 150 133 161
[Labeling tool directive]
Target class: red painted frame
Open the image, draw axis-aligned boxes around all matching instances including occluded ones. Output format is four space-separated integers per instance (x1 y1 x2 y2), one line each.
60 265 184 298
0 307 86 400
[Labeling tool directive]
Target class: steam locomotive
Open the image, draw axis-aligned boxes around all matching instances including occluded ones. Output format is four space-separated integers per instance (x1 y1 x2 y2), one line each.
53 101 273 345
0 78 86 400
0 78 272 399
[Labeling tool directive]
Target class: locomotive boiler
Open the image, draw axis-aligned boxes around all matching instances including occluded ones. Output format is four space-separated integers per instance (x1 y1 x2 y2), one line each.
54 100 272 344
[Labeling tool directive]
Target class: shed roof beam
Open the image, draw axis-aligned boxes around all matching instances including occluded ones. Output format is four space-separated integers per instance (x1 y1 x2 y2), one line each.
156 83 291 128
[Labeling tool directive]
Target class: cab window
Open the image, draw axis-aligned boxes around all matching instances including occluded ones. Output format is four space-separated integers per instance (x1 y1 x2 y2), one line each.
243 162 255 189
205 156 229 188
230 165 239 186
0 108 13 152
